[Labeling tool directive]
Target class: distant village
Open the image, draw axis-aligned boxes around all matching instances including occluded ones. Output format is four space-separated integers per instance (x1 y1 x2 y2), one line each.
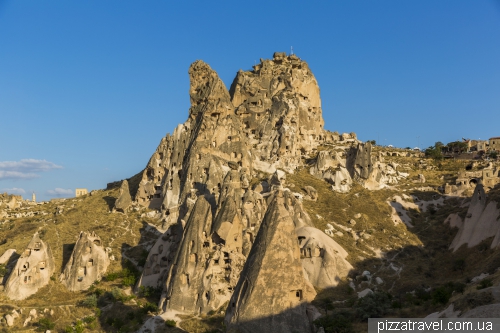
423 136 500 161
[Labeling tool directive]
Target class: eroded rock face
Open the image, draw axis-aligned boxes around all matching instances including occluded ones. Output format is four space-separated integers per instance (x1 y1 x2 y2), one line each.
230 52 325 173
60 231 109 291
225 191 316 333
138 223 183 289
297 227 353 289
450 184 500 251
135 60 251 227
163 196 246 314
4 233 55 300
132 54 356 319
114 180 132 212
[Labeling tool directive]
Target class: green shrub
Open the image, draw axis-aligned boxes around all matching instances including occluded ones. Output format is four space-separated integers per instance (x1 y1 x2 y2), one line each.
432 286 452 305
165 319 176 327
111 287 124 302
355 292 392 321
122 274 136 287
477 279 493 290
81 294 98 308
37 317 56 331
106 272 119 281
142 302 159 314
0 265 6 276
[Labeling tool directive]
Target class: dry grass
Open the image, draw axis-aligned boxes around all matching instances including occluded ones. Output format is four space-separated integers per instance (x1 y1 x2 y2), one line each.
0 188 163 331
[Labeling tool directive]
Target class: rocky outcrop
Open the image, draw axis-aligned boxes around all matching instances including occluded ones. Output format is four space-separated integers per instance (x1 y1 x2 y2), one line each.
135 60 252 230
162 195 246 314
347 142 374 182
60 231 109 291
132 54 353 319
310 151 352 193
450 184 500 251
225 191 316 333
230 52 327 173
114 180 132 212
297 227 352 289
4 233 55 300
137 223 183 288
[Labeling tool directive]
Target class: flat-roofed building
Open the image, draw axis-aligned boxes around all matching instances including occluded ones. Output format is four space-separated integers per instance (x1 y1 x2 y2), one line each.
75 188 88 197
490 137 500 151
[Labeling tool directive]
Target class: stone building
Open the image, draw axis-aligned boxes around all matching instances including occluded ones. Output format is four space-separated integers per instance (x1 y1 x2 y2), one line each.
75 188 88 197
490 137 500 151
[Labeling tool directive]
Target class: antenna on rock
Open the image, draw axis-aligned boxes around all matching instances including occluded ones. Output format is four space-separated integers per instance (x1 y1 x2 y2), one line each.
291 46 294 55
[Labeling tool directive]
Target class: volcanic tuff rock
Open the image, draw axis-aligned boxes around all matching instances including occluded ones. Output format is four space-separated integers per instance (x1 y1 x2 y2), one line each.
132 53 356 322
450 183 500 251
60 231 109 291
225 191 316 333
4 233 55 300
114 179 132 212
297 226 353 289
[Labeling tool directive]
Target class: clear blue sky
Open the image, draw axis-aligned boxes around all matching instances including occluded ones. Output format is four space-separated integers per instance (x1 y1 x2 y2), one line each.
1 1 499 201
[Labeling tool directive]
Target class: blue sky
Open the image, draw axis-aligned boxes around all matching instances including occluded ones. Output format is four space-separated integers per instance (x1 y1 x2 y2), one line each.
1 1 499 201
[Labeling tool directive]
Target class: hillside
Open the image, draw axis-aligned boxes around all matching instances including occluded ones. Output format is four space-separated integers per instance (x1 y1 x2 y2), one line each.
1 53 500 333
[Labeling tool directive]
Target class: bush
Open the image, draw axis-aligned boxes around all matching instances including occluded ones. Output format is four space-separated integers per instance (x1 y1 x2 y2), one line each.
165 319 177 327
122 274 136 287
0 265 6 276
355 292 392 321
81 294 98 308
106 272 119 281
37 317 56 331
64 320 85 333
142 302 159 314
138 285 162 299
110 287 124 302
477 279 493 290
314 314 354 333
432 286 452 305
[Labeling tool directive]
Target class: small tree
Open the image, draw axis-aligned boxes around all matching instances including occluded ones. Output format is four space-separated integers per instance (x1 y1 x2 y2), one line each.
425 145 443 160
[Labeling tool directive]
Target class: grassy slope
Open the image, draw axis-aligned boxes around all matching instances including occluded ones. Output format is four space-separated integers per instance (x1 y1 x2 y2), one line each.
0 188 163 332
0 154 499 332
289 153 500 332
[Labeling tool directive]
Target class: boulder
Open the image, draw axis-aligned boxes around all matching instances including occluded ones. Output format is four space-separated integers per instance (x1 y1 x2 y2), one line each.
5 314 13 327
357 288 373 298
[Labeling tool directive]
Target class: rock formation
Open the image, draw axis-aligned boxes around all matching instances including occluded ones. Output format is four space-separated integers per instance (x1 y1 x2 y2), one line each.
297 226 353 289
162 195 246 314
230 52 326 173
4 233 55 300
114 180 132 212
225 191 316 333
131 53 353 325
60 231 109 291
137 223 183 288
450 183 500 251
